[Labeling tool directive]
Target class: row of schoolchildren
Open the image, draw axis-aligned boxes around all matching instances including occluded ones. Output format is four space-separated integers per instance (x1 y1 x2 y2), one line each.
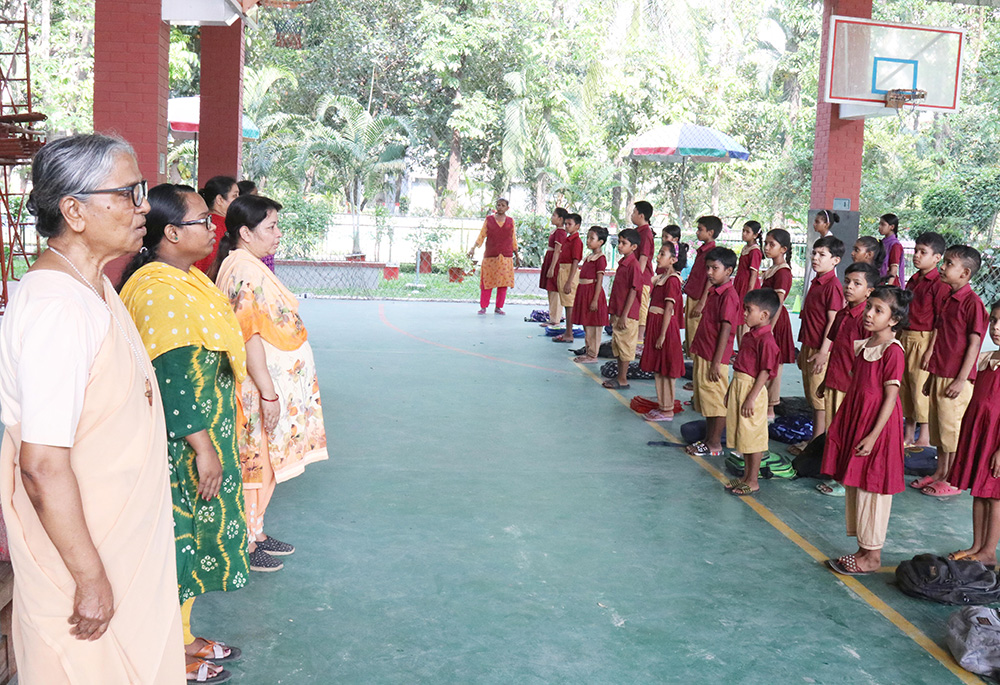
539 202 1000 575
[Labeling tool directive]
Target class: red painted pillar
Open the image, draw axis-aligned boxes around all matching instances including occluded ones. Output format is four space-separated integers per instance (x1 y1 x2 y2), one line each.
807 0 873 284
93 0 169 185
810 0 872 211
93 0 169 286
198 23 245 184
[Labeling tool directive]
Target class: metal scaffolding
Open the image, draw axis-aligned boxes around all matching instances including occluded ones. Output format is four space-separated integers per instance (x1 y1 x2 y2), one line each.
0 4 45 311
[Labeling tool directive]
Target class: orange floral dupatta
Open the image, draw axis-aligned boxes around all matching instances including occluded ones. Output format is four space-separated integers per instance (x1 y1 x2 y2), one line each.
215 248 308 350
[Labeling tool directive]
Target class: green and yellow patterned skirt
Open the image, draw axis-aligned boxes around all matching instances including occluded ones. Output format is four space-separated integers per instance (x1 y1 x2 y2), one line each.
152 346 250 602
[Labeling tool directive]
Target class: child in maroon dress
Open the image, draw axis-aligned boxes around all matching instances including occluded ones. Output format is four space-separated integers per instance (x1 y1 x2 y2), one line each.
815 263 879 496
733 220 763 345
822 286 912 576
761 229 796 420
640 242 686 421
572 226 610 363
946 301 1000 566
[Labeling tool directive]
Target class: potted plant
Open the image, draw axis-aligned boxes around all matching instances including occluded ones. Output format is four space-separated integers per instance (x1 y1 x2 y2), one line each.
439 249 475 283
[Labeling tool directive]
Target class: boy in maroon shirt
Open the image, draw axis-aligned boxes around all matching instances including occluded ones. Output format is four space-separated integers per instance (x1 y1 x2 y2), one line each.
553 213 584 343
632 200 656 343
916 245 989 497
901 232 949 447
683 215 722 350
685 247 740 457
724 288 781 496
797 235 845 444
604 228 644 390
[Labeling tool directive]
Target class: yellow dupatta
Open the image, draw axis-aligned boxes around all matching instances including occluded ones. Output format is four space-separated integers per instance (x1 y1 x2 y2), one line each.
120 262 248 382
215 247 308 351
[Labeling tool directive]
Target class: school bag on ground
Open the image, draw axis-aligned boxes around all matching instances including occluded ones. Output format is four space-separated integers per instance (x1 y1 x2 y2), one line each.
629 396 683 416
774 396 812 418
725 452 797 479
947 606 1000 679
896 555 1000 606
769 415 813 444
524 309 549 322
600 361 654 380
904 445 938 477
791 434 826 479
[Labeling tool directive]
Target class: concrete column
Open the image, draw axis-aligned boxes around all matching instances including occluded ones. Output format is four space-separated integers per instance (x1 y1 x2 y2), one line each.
93 0 169 185
198 23 245 184
93 0 169 286
808 0 873 282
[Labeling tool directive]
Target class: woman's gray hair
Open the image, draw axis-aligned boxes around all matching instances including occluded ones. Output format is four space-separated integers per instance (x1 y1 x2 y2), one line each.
27 134 136 238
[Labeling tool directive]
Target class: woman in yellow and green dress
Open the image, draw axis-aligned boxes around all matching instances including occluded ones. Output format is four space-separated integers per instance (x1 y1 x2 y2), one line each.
213 194 328 570
120 183 249 684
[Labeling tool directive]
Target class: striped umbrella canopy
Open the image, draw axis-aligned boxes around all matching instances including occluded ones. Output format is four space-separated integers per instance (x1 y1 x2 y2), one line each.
620 124 749 163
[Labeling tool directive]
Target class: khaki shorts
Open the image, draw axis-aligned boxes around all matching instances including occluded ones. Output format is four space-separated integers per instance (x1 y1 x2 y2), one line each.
899 330 933 424
610 315 640 362
693 355 730 418
824 387 846 424
685 295 701 349
638 284 651 326
557 263 579 308
726 371 769 454
928 374 974 454
798 344 826 411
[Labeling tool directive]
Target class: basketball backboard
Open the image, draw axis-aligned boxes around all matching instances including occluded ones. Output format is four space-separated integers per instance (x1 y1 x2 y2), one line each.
825 16 964 120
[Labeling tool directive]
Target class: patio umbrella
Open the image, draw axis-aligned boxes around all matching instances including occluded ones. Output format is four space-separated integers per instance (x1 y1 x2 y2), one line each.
167 96 261 139
620 123 749 222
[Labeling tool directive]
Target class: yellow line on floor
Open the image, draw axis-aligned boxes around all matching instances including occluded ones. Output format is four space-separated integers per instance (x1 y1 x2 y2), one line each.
576 362 979 684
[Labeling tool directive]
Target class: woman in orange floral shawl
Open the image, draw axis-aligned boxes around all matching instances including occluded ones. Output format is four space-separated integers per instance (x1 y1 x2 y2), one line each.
213 195 328 572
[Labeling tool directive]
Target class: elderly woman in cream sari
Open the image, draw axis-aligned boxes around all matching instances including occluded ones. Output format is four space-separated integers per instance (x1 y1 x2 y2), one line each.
0 135 183 683
213 195 328 572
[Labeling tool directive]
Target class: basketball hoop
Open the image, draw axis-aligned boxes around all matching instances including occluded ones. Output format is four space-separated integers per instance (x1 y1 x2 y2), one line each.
885 88 927 110
274 15 304 49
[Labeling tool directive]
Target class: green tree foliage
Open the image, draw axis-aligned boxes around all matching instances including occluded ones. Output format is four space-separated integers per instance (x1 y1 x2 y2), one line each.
22 0 1000 252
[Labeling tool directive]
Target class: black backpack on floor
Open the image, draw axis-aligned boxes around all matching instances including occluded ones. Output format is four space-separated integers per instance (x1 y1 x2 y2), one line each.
896 555 1000 606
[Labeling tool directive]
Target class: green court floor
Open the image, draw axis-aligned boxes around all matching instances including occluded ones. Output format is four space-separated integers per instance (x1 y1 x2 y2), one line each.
196 300 983 684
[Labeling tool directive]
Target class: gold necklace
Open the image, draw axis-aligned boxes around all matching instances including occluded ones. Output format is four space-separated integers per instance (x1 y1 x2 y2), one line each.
47 247 154 407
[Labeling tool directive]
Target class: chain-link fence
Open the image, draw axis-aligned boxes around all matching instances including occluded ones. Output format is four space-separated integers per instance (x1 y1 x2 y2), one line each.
272 213 818 305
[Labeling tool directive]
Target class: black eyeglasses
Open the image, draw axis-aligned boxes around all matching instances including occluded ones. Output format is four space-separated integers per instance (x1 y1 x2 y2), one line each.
175 216 213 229
77 179 148 208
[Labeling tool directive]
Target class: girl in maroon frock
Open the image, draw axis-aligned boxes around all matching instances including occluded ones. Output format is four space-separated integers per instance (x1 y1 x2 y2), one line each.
640 243 686 421
572 227 610 363
946 301 1000 566
762 229 796 420
821 286 912 576
733 221 763 344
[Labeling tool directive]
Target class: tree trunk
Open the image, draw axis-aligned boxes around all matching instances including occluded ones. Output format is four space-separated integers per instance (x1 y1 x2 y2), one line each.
534 172 547 213
434 158 448 216
352 176 362 255
710 167 722 216
611 167 622 224
443 127 462 217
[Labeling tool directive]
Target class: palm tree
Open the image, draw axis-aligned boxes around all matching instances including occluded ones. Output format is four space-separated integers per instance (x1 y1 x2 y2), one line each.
300 95 410 256
242 66 301 189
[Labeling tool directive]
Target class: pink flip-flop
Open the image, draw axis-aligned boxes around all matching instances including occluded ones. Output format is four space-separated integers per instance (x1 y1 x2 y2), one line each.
921 481 962 497
909 475 936 490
